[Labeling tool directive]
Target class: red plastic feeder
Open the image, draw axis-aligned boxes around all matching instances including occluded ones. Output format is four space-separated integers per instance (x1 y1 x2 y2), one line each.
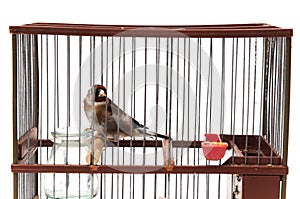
202 134 228 161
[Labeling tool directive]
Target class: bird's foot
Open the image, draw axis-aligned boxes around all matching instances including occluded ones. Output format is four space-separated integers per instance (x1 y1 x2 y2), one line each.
86 149 101 165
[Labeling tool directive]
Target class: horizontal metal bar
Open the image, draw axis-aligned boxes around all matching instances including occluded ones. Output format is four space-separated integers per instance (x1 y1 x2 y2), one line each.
39 139 203 148
11 164 288 175
9 23 293 37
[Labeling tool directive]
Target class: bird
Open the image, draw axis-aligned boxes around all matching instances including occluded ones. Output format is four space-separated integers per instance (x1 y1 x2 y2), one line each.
83 84 170 142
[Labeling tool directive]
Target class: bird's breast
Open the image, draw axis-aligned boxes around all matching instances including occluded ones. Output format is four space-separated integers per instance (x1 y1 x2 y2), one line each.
94 102 108 124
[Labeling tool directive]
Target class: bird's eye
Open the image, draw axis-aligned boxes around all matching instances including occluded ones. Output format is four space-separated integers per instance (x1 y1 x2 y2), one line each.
95 88 101 97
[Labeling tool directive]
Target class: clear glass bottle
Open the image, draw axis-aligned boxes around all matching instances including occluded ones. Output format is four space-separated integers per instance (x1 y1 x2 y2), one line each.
43 127 99 199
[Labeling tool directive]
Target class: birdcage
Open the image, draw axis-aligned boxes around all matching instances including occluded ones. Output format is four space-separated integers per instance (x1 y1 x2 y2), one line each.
11 23 292 199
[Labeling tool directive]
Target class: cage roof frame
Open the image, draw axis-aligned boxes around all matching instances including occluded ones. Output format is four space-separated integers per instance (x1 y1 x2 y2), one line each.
9 22 293 38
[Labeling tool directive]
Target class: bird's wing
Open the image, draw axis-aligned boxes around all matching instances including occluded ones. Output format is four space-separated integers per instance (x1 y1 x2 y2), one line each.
106 99 169 139
108 99 147 132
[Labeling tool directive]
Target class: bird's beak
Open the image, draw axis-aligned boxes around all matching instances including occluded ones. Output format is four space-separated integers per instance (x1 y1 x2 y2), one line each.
99 90 106 97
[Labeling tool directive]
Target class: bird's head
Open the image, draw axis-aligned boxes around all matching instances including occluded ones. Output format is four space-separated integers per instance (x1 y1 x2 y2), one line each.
86 84 107 102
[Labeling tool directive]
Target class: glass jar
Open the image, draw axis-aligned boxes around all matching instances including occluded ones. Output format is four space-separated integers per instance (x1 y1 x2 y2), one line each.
43 127 99 199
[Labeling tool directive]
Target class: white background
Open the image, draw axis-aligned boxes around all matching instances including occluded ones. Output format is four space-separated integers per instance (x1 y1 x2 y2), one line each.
0 0 299 198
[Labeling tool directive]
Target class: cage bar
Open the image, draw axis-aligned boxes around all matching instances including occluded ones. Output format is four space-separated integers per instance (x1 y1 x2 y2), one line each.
11 23 292 199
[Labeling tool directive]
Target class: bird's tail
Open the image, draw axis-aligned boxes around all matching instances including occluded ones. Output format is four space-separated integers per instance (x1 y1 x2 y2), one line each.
136 128 170 140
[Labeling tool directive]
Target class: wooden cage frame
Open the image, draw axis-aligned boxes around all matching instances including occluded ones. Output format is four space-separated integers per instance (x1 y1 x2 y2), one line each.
11 23 292 199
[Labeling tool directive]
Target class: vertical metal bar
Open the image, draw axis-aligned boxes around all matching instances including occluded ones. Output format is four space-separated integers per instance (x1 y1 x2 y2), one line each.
130 36 136 199
30 37 34 195
270 38 276 144
175 37 180 199
230 38 236 164
117 36 121 155
278 37 283 152
38 34 43 197
31 32 40 196
110 37 115 198
205 39 211 135
281 37 291 199
193 37 200 199
52 34 58 199
91 36 96 199
245 38 252 165
165 36 169 149
111 37 114 101
25 34 31 133
46 35 50 161
24 34 30 145
65 35 71 198
55 36 60 129
117 36 121 199
242 38 246 136
243 38 249 163
24 34 29 178
275 38 282 153
33 34 39 133
164 37 169 199
90 36 96 141
22 35 27 139
101 36 104 85
209 38 213 137
132 38 137 199
28 36 35 191
205 38 213 199
233 37 239 165
252 38 258 136
196 38 202 199
168 37 174 198
122 36 126 199
273 37 279 150
263 38 270 138
278 38 285 155
78 35 82 198
218 37 226 199
110 57 116 199
233 37 238 138
66 35 70 165
110 37 114 199
220 39 225 135
277 37 283 152
186 38 191 199
18 34 22 140
21 35 27 136
98 36 103 199
243 38 248 163
142 37 147 199
154 37 160 199
28 34 34 131
267 38 275 164
53 34 58 158
12 33 18 199
180 37 186 199
230 38 237 198
129 37 134 199
104 36 109 199
168 37 174 199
